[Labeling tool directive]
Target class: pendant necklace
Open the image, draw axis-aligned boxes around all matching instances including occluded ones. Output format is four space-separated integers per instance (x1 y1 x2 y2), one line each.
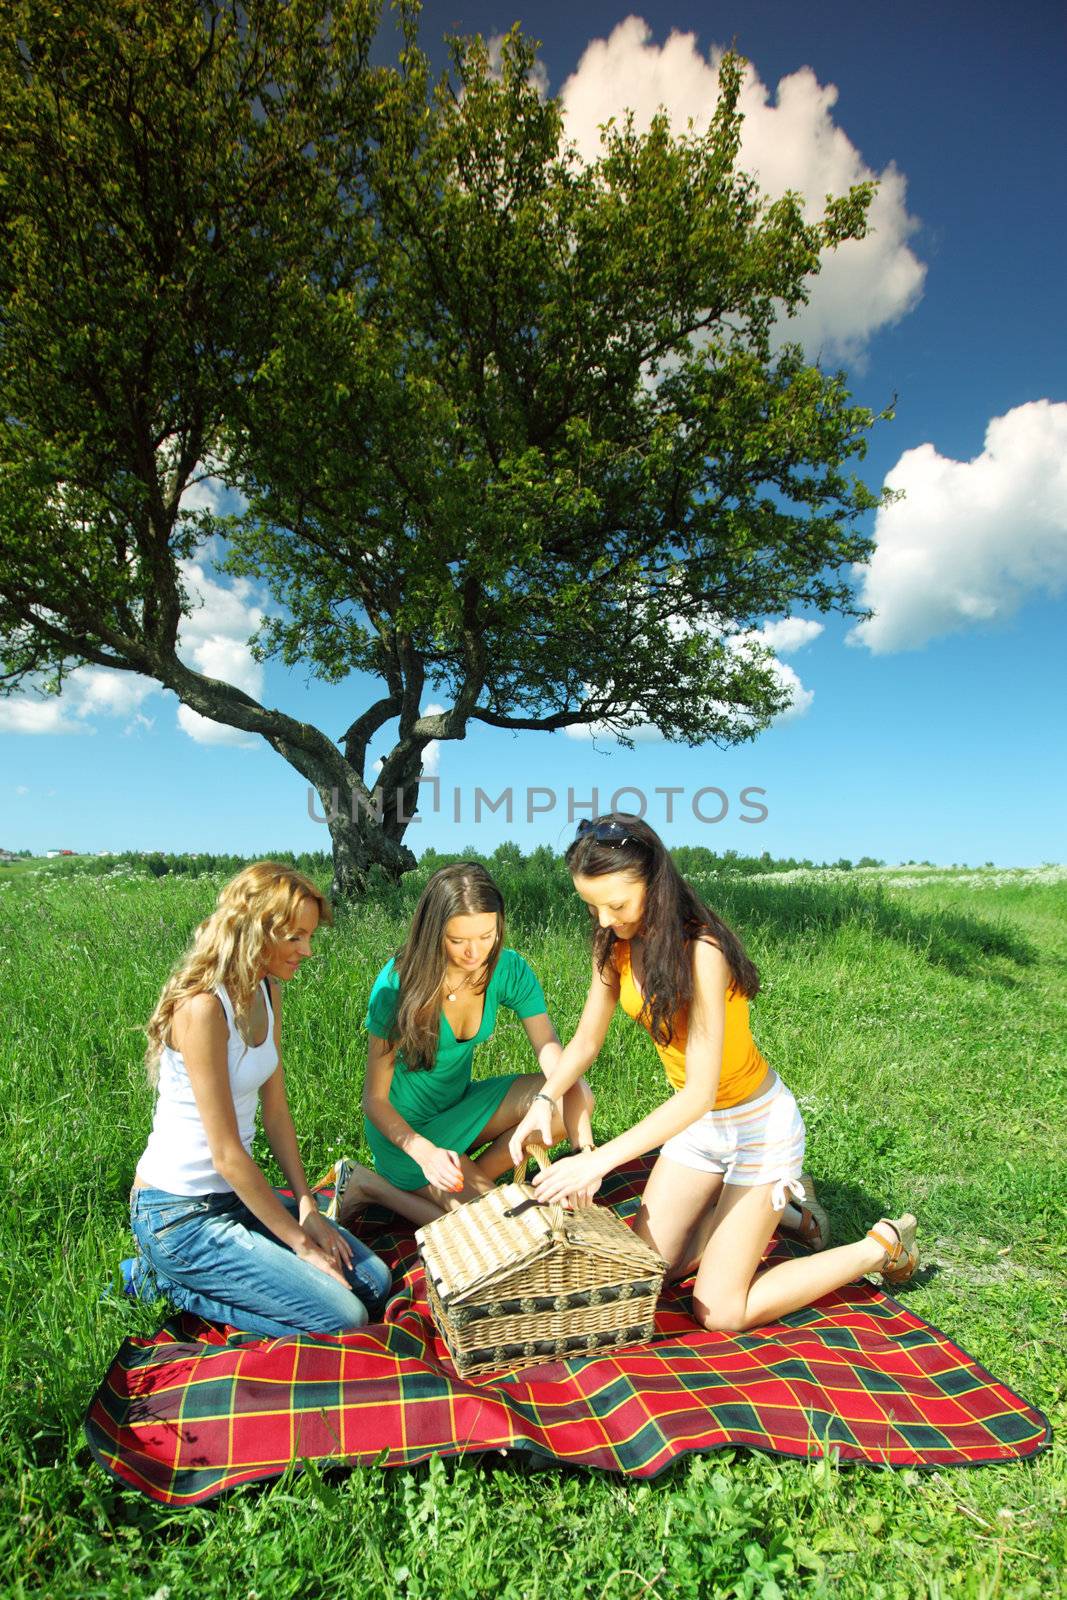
445 968 476 1004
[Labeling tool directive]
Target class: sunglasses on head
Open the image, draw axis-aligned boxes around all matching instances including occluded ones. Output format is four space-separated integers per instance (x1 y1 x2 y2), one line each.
574 818 637 847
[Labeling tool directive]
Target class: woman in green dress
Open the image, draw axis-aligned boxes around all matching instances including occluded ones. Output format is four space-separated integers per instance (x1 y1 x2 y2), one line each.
333 862 594 1228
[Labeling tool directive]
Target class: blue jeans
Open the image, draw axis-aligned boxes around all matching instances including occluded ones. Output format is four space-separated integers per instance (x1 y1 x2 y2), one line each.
129 1186 392 1338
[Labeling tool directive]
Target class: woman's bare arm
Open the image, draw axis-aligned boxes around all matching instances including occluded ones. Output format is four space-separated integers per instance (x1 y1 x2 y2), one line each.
531 941 728 1204
362 1032 464 1192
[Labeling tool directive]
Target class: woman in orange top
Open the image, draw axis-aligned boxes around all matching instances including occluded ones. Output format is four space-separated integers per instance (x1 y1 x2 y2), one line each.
509 815 919 1332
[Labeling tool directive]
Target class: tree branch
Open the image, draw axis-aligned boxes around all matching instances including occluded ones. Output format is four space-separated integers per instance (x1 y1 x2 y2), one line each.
340 692 401 776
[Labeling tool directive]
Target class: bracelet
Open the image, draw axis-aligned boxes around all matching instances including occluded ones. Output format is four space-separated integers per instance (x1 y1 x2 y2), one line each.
533 1091 557 1109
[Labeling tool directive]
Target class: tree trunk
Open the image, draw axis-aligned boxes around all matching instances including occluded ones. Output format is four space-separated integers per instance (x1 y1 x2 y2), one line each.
377 741 434 847
322 792 418 902
149 656 419 903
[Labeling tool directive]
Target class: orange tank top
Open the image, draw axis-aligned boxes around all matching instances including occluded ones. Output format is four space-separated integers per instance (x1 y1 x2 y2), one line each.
613 938 768 1108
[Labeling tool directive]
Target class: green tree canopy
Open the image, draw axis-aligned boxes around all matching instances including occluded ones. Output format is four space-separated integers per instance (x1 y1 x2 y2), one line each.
0 0 421 884
0 8 887 898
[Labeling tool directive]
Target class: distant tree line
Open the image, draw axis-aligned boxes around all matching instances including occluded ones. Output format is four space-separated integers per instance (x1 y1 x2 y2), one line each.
421 845 886 877
40 844 886 881
44 849 334 880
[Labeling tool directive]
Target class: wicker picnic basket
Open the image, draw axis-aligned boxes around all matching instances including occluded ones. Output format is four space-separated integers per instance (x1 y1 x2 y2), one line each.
415 1144 668 1377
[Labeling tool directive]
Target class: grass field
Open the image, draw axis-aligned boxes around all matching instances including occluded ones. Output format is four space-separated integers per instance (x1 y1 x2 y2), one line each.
1 856 1064 1599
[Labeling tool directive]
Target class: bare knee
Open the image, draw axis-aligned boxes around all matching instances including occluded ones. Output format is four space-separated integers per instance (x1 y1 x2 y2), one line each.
693 1296 750 1333
557 1076 595 1141
451 1172 494 1207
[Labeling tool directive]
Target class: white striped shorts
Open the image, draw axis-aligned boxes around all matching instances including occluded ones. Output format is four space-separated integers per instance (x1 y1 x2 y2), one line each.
660 1073 807 1212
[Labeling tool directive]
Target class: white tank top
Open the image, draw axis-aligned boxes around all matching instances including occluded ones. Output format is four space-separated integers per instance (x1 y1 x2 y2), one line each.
136 982 279 1196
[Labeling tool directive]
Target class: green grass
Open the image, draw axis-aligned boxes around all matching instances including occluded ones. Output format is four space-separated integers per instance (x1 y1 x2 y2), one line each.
1 860 1064 1599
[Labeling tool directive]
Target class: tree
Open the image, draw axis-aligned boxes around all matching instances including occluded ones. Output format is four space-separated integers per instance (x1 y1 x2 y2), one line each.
1 11 887 899
0 0 417 886
223 31 884 893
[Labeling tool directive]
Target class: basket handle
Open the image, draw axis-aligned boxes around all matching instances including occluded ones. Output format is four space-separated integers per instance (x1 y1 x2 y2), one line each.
514 1139 552 1186
513 1139 566 1234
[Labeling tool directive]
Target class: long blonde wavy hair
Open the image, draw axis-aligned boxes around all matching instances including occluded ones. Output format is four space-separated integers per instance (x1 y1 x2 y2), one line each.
144 862 333 1083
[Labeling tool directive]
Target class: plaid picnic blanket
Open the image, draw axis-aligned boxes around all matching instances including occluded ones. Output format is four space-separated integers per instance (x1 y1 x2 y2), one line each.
85 1158 1050 1505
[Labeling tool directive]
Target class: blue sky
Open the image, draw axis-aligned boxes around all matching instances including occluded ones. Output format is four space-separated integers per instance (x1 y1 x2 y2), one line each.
3 0 1065 865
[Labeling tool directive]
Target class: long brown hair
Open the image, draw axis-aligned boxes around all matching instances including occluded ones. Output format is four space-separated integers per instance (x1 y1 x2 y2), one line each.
391 863 504 1070
565 815 759 1050
144 862 332 1083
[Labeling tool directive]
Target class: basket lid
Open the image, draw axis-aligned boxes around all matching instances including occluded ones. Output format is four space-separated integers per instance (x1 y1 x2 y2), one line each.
416 1183 667 1306
556 1200 668 1274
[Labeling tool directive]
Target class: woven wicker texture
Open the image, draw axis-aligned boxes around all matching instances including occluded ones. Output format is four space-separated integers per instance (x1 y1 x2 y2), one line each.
418 1182 558 1304
426 1275 662 1375
416 1144 667 1374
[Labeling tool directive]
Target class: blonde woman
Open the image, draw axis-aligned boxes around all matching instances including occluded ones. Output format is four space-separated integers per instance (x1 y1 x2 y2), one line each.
128 863 390 1337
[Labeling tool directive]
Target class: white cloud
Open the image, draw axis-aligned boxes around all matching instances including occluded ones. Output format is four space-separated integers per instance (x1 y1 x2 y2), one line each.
565 704 671 744
735 621 820 723
0 560 268 744
565 610 819 744
15 784 29 794
764 658 814 722
69 667 156 719
710 629 816 726
177 458 246 518
752 618 823 655
178 476 230 515
179 560 264 650
0 664 154 735
850 400 1067 653
559 17 924 362
0 697 85 735
420 703 444 776
182 633 262 693
485 32 549 100
175 560 266 747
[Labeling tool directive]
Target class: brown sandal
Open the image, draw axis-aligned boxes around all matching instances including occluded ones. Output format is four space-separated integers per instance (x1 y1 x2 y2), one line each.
867 1213 919 1286
781 1173 831 1251
311 1157 359 1222
795 1173 830 1251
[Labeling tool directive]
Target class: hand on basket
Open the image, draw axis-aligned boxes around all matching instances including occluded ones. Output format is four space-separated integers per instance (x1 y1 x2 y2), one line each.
418 1141 465 1194
532 1148 605 1209
508 1098 556 1167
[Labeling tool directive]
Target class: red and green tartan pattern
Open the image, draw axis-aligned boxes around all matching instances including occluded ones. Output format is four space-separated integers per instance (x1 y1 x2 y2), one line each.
84 1158 1050 1505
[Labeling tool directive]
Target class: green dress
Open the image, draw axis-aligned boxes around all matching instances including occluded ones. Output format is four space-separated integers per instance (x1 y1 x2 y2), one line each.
363 947 548 1190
